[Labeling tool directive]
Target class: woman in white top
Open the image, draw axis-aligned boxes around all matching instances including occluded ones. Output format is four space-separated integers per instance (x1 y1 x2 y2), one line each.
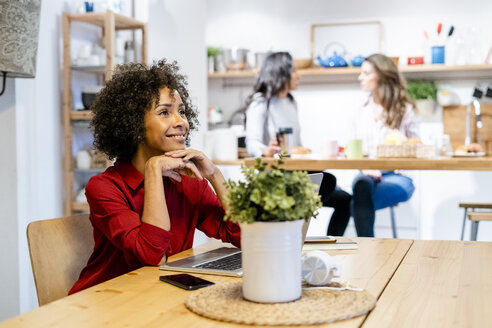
245 52 351 236
349 53 419 237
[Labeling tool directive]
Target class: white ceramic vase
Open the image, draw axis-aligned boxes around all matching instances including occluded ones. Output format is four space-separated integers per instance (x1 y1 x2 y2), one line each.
239 219 304 303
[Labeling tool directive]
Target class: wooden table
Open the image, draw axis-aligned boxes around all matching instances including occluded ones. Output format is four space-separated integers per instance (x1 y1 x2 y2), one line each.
0 238 412 328
2 238 491 327
241 157 492 171
363 240 492 328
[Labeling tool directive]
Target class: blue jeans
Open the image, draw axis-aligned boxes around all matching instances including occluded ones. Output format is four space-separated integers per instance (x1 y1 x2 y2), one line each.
351 171 415 237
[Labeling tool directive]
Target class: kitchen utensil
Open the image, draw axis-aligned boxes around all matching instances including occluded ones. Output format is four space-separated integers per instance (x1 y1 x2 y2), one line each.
124 41 135 63
431 46 445 64
76 149 92 169
350 55 364 67
486 86 492 98
447 25 455 38
436 22 443 44
316 42 348 68
255 52 270 69
84 1 94 12
465 87 483 146
81 85 103 109
423 30 429 41
293 58 312 69
222 48 249 71
345 139 363 159
205 128 238 161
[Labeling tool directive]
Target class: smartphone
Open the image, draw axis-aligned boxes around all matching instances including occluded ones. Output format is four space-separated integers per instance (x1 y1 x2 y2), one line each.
304 236 337 243
159 274 214 290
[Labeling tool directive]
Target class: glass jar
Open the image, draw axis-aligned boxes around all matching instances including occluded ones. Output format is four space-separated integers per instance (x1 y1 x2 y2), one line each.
440 134 453 157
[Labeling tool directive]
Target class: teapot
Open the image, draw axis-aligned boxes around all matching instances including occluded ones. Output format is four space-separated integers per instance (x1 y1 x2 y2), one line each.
316 42 348 68
350 55 365 67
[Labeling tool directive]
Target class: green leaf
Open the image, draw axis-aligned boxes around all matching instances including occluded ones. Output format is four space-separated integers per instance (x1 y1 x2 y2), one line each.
224 158 322 223
406 81 437 100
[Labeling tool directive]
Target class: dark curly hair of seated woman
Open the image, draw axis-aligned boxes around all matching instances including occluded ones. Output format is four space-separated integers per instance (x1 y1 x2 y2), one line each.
69 59 241 295
90 59 199 161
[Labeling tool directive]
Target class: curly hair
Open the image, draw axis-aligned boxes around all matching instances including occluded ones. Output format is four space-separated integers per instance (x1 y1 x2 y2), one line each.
90 59 199 161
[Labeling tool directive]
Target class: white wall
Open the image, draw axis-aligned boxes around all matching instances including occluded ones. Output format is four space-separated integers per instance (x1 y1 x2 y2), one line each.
12 0 67 316
147 0 210 245
0 79 20 320
206 0 492 241
0 0 210 319
148 0 207 151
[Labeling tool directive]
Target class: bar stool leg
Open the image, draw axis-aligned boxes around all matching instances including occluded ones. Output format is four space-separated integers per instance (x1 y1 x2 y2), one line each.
461 208 469 241
470 221 479 241
390 206 397 238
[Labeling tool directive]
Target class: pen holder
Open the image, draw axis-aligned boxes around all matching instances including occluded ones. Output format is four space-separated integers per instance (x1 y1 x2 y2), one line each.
431 46 445 64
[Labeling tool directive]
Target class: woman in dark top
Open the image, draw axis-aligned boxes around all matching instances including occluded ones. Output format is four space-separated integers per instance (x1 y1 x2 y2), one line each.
244 52 352 236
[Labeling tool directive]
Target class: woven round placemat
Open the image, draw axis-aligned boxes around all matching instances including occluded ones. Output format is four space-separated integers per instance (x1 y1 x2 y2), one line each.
185 282 376 326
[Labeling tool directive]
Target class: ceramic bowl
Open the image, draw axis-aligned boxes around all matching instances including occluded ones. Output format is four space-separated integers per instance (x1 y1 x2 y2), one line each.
293 58 312 69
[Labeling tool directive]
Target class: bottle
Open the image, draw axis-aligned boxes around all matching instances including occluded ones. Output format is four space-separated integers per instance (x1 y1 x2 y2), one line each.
76 149 92 169
124 41 135 63
440 134 453 158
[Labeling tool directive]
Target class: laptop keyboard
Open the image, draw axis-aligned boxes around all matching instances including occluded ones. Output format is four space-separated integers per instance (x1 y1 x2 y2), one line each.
194 252 242 271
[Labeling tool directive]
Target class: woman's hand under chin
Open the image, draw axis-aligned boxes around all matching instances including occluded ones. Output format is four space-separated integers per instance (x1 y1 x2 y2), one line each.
145 154 203 183
164 149 218 181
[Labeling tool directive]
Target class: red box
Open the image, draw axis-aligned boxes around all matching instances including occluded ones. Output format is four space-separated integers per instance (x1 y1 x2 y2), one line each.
407 57 424 65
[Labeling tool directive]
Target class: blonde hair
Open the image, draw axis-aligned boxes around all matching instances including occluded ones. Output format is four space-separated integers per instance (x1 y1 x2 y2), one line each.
365 54 415 129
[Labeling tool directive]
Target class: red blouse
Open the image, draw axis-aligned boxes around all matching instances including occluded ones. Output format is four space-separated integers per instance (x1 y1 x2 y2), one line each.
69 160 240 294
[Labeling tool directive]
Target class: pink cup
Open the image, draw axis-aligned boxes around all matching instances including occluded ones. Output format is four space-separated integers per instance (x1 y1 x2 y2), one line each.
323 140 339 158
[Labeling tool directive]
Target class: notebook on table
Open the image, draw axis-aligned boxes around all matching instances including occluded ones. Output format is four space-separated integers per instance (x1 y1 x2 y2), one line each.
159 173 324 277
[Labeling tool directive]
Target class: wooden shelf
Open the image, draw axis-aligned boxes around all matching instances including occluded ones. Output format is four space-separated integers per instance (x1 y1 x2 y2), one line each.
70 110 93 120
68 12 145 30
71 202 89 212
208 64 492 84
63 11 147 216
212 159 246 166
74 168 105 174
71 65 106 74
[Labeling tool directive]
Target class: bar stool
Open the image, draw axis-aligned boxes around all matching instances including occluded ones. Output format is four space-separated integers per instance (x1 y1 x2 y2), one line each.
467 212 492 241
458 201 492 240
389 206 398 238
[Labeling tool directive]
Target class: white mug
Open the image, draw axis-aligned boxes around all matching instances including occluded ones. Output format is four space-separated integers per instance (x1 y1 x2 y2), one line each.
323 140 339 158
301 250 341 286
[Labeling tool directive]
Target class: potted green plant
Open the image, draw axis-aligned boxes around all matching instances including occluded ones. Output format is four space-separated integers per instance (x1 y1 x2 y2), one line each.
206 46 221 73
225 158 321 303
406 81 437 117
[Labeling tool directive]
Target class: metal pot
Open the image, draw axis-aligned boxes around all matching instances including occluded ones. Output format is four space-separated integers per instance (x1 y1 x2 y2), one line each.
222 48 249 71
255 52 270 69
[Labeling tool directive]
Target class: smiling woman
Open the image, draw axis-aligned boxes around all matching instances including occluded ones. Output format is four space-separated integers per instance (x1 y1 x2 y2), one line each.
69 59 241 295
140 88 189 157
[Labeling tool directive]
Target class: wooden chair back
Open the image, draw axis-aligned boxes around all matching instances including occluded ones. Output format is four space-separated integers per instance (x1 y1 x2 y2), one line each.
27 214 94 305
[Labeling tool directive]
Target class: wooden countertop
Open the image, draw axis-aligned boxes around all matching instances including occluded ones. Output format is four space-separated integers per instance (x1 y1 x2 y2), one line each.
237 156 492 171
1 238 412 328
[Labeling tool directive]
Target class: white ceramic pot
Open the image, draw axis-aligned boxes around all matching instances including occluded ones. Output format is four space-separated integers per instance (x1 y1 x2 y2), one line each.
415 99 435 117
240 219 304 303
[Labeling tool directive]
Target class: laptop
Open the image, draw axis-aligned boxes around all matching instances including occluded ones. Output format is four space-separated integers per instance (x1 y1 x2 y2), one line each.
159 173 324 277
